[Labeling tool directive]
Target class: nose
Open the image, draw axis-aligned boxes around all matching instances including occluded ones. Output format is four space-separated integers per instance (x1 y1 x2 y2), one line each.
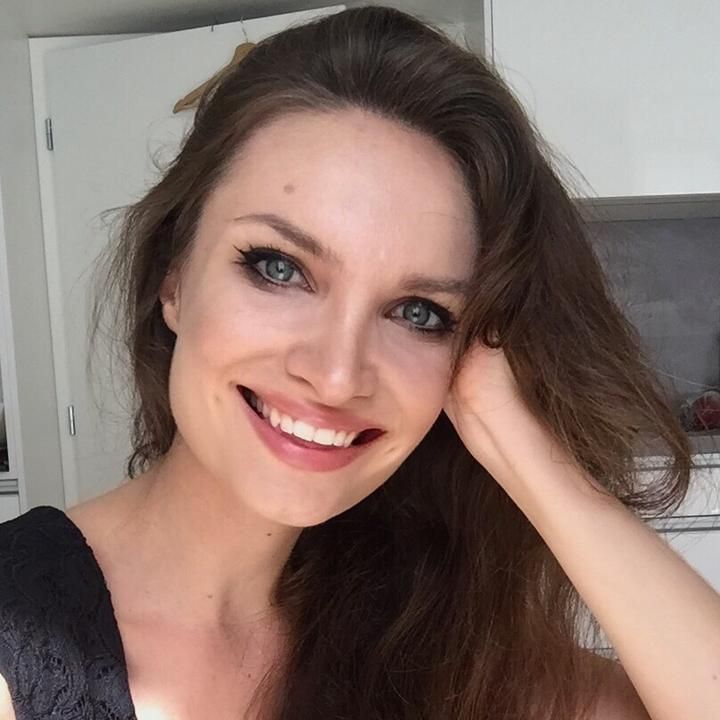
284 303 378 407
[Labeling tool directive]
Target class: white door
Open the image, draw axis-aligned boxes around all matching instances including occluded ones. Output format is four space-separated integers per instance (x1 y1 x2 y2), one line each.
34 6 346 506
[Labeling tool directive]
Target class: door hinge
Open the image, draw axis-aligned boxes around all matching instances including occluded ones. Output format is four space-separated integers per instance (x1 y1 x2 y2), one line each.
45 118 54 151
67 404 76 436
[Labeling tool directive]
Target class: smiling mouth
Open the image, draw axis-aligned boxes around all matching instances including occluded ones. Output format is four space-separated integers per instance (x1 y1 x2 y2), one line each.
238 386 384 447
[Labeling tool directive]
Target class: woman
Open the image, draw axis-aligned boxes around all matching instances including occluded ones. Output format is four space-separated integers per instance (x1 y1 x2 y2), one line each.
1 5 718 719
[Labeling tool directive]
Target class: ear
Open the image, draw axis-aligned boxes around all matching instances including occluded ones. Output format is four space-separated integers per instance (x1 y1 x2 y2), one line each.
159 268 181 334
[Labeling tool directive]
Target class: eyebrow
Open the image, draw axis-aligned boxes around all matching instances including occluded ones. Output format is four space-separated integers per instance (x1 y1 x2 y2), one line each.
232 212 473 297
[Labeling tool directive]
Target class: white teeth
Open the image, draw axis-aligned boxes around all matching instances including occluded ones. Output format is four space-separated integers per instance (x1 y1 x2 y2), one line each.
313 428 337 446
269 407 281 429
292 420 315 442
246 389 365 448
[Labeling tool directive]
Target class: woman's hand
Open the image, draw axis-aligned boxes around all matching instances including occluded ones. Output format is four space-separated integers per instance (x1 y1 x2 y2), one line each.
442 340 720 720
442 342 523 438
442 341 566 493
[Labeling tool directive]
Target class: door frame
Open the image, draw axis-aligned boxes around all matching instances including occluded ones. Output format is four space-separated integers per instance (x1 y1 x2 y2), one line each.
0 174 27 507
29 34 148 508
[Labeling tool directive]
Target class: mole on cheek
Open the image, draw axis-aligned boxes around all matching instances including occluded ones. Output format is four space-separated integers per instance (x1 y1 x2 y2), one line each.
283 183 295 194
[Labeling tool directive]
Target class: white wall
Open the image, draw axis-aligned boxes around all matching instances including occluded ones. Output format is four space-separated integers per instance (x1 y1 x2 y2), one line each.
0 6 65 508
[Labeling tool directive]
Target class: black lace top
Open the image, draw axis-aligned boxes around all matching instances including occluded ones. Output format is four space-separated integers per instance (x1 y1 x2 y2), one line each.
0 505 137 719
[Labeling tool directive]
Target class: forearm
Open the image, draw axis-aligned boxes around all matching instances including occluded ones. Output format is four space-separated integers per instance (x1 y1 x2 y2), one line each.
492 425 720 720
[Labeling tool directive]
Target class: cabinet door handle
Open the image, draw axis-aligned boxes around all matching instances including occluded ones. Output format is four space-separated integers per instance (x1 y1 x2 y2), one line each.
67 405 76 436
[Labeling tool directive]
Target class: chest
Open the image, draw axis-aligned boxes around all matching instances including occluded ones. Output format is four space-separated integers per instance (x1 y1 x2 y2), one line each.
118 620 281 720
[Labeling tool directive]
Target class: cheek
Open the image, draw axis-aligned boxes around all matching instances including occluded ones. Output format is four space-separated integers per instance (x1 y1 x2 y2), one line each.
382 340 453 435
183 286 300 369
181 279 453 416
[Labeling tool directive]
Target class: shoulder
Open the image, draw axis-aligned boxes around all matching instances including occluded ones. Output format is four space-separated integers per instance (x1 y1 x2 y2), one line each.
0 505 110 636
0 506 119 720
0 506 69 591
0 508 77 676
0 505 71 550
586 652 651 720
0 506 83 590
0 505 98 657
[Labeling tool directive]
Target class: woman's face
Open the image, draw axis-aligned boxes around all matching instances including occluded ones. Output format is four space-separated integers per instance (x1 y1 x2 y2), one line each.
160 108 476 527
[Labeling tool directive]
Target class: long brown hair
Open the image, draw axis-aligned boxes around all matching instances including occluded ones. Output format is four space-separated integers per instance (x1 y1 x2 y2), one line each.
90 6 693 718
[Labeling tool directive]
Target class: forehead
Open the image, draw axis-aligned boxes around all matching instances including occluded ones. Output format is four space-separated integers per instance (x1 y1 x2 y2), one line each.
204 108 477 271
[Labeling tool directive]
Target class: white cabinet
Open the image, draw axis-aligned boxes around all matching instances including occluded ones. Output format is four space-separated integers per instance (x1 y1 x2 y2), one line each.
584 522 720 655
650 456 720 593
641 455 719 593
641 455 720 524
581 456 720 652
664 529 720 594
484 1 720 199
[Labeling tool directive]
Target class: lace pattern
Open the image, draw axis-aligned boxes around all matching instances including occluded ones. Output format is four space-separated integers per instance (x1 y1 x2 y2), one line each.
0 506 136 719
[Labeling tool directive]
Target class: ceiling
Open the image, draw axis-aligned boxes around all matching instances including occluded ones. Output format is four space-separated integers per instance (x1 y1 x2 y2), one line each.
9 0 468 37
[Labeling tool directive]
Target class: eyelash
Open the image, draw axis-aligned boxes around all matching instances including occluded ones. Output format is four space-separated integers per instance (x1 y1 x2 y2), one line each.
232 244 458 339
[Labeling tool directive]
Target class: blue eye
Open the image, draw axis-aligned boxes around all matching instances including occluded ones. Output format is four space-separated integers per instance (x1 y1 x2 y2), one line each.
233 244 457 339
234 245 307 287
391 299 455 337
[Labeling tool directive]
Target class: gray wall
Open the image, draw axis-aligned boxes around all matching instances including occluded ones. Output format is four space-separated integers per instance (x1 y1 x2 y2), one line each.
590 217 720 411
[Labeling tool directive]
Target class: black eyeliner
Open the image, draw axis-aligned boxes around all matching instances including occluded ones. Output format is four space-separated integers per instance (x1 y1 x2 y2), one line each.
233 243 310 290
232 244 457 338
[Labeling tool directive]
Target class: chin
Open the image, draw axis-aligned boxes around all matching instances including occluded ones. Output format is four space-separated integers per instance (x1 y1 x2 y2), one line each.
234 477 362 529
260 502 350 529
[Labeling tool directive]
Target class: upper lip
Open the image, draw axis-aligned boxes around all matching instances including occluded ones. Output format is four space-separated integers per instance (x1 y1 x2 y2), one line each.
240 385 384 434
